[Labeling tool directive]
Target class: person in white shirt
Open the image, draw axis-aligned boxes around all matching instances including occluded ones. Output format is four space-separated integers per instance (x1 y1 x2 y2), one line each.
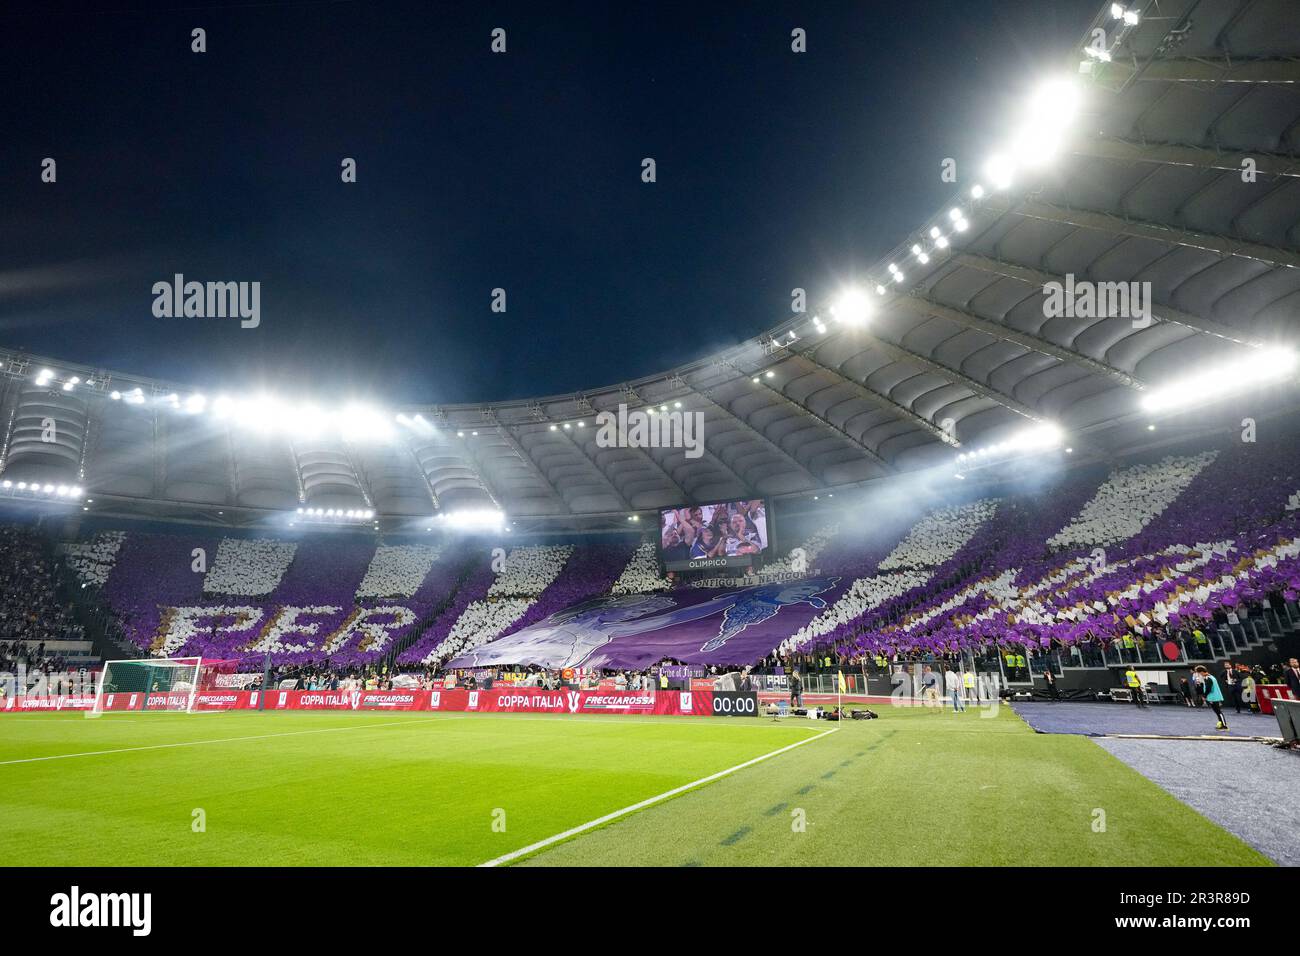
944 666 964 712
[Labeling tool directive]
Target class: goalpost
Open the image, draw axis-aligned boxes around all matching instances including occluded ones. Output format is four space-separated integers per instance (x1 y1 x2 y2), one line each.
91 657 205 716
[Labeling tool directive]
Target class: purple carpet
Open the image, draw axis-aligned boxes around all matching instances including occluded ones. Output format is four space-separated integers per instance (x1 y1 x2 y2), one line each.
1012 701 1280 739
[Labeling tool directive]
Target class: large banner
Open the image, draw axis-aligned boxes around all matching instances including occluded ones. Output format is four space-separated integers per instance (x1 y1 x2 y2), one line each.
3 694 98 712
0 690 260 712
447 576 844 670
268 687 719 716
426 687 711 716
2 688 752 718
266 689 427 711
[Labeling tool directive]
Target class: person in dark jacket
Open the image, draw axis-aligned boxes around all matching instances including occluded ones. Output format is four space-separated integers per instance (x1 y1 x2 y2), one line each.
1042 666 1060 701
1222 663 1240 714
1285 658 1300 698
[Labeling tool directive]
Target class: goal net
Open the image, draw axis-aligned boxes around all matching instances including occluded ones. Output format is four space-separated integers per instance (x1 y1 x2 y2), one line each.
91 657 204 715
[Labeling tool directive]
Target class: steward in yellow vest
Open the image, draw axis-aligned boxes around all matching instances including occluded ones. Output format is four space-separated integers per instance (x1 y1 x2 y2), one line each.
1124 667 1147 709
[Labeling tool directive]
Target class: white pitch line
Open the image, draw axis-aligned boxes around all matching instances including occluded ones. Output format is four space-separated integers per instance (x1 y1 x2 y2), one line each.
478 725 839 868
0 715 461 766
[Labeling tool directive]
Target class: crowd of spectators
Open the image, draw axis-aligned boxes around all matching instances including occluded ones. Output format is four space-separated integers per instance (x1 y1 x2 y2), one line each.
0 526 85 661
0 525 97 696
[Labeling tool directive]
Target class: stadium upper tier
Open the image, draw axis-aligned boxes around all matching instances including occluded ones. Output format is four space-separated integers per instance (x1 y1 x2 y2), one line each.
3 0 1298 526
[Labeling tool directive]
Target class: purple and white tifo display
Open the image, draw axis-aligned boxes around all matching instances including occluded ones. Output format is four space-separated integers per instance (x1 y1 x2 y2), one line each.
447 576 843 670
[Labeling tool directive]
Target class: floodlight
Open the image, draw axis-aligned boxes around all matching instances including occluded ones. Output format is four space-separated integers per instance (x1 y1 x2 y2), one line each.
436 508 505 531
984 154 1015 190
1140 348 1298 413
832 287 872 327
339 404 393 443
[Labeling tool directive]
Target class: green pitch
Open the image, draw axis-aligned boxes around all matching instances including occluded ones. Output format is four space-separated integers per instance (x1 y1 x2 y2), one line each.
0 706 1268 866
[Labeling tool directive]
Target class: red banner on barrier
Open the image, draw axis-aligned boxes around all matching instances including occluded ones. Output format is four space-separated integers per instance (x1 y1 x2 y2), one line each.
193 691 257 711
3 694 97 712
426 687 711 716
1256 684 1296 716
264 689 427 711
3 687 727 717
1 691 262 712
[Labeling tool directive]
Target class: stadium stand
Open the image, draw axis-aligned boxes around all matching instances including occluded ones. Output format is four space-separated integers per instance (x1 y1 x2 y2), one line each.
789 436 1300 682
0 525 97 689
9 422 1292 695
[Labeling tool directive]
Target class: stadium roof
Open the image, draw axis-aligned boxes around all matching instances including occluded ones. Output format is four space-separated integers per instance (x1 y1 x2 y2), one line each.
3 0 1298 530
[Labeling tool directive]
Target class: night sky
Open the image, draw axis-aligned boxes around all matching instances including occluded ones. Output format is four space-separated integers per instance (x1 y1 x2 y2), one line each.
1 0 1100 407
